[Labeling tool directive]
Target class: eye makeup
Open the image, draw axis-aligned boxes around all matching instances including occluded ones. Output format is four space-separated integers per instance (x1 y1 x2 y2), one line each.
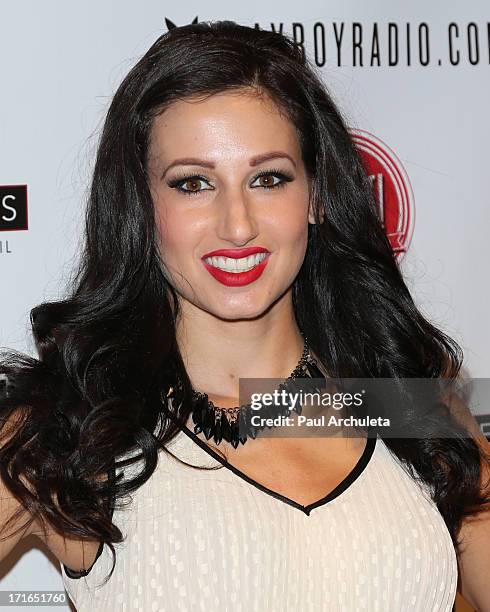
166 168 295 196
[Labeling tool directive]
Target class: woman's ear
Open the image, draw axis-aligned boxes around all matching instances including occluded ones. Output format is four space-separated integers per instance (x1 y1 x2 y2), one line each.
307 178 325 224
308 204 316 224
308 201 325 225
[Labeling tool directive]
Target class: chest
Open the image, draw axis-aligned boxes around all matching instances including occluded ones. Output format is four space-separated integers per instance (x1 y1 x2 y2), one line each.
63 446 458 612
212 436 369 507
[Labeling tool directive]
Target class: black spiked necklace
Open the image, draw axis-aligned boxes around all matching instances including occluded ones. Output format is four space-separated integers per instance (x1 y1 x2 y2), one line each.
169 333 325 448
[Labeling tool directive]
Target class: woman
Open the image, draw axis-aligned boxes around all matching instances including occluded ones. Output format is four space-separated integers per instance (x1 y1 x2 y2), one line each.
1 20 489 612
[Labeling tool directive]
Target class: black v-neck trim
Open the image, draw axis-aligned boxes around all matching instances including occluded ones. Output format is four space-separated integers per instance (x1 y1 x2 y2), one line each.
179 424 377 516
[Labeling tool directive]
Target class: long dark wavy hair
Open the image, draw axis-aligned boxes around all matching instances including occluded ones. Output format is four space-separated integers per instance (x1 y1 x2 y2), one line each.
1 20 489 584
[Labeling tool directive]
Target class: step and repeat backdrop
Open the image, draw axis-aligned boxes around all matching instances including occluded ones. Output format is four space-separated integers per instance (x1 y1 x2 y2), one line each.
1 1 488 610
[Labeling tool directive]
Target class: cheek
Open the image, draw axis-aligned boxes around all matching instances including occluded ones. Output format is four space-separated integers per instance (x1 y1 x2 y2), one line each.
267 192 310 252
154 204 186 268
154 204 205 277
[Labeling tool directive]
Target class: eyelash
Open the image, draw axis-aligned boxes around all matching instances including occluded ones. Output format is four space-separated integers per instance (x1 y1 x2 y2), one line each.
166 168 294 196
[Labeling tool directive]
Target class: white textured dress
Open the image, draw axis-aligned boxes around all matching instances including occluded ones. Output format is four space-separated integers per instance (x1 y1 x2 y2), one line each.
61 425 458 611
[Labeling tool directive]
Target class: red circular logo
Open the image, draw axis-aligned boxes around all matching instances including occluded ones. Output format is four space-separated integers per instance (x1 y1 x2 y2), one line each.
350 129 415 260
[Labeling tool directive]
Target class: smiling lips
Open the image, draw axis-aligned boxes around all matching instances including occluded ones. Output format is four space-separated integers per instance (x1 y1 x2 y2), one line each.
201 246 271 287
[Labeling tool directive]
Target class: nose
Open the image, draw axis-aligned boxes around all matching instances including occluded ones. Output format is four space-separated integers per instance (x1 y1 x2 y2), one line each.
215 186 259 246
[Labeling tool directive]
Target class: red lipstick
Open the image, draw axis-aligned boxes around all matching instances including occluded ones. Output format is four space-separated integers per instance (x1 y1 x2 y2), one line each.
201 246 270 259
201 247 271 287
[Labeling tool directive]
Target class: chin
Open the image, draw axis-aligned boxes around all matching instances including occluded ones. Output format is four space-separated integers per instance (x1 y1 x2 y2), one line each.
208 297 272 320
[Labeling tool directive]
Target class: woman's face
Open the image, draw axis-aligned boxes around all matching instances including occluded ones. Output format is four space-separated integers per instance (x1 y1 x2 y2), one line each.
147 89 314 321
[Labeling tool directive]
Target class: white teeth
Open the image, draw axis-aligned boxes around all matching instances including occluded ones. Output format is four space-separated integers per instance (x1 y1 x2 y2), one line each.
204 252 268 273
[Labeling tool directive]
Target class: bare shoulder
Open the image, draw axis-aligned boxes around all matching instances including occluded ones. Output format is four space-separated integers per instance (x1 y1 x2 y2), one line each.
30 520 102 574
0 408 101 573
456 439 490 611
0 408 39 561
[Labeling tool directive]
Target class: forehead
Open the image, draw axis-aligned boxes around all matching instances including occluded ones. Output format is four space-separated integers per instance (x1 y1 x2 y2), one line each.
147 90 301 165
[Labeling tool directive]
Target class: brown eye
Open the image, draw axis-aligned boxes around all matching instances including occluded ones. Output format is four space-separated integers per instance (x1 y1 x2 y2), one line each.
250 171 292 190
182 178 204 192
167 175 213 196
257 175 277 188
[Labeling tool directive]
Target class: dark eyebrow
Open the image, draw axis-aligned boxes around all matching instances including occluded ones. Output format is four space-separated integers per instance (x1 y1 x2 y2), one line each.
161 151 296 180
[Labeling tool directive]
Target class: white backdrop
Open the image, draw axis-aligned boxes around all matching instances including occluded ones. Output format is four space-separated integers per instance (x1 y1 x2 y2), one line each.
1 1 488 609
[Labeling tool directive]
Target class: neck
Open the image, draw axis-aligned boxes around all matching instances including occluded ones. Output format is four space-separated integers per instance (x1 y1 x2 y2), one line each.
175 308 305 401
